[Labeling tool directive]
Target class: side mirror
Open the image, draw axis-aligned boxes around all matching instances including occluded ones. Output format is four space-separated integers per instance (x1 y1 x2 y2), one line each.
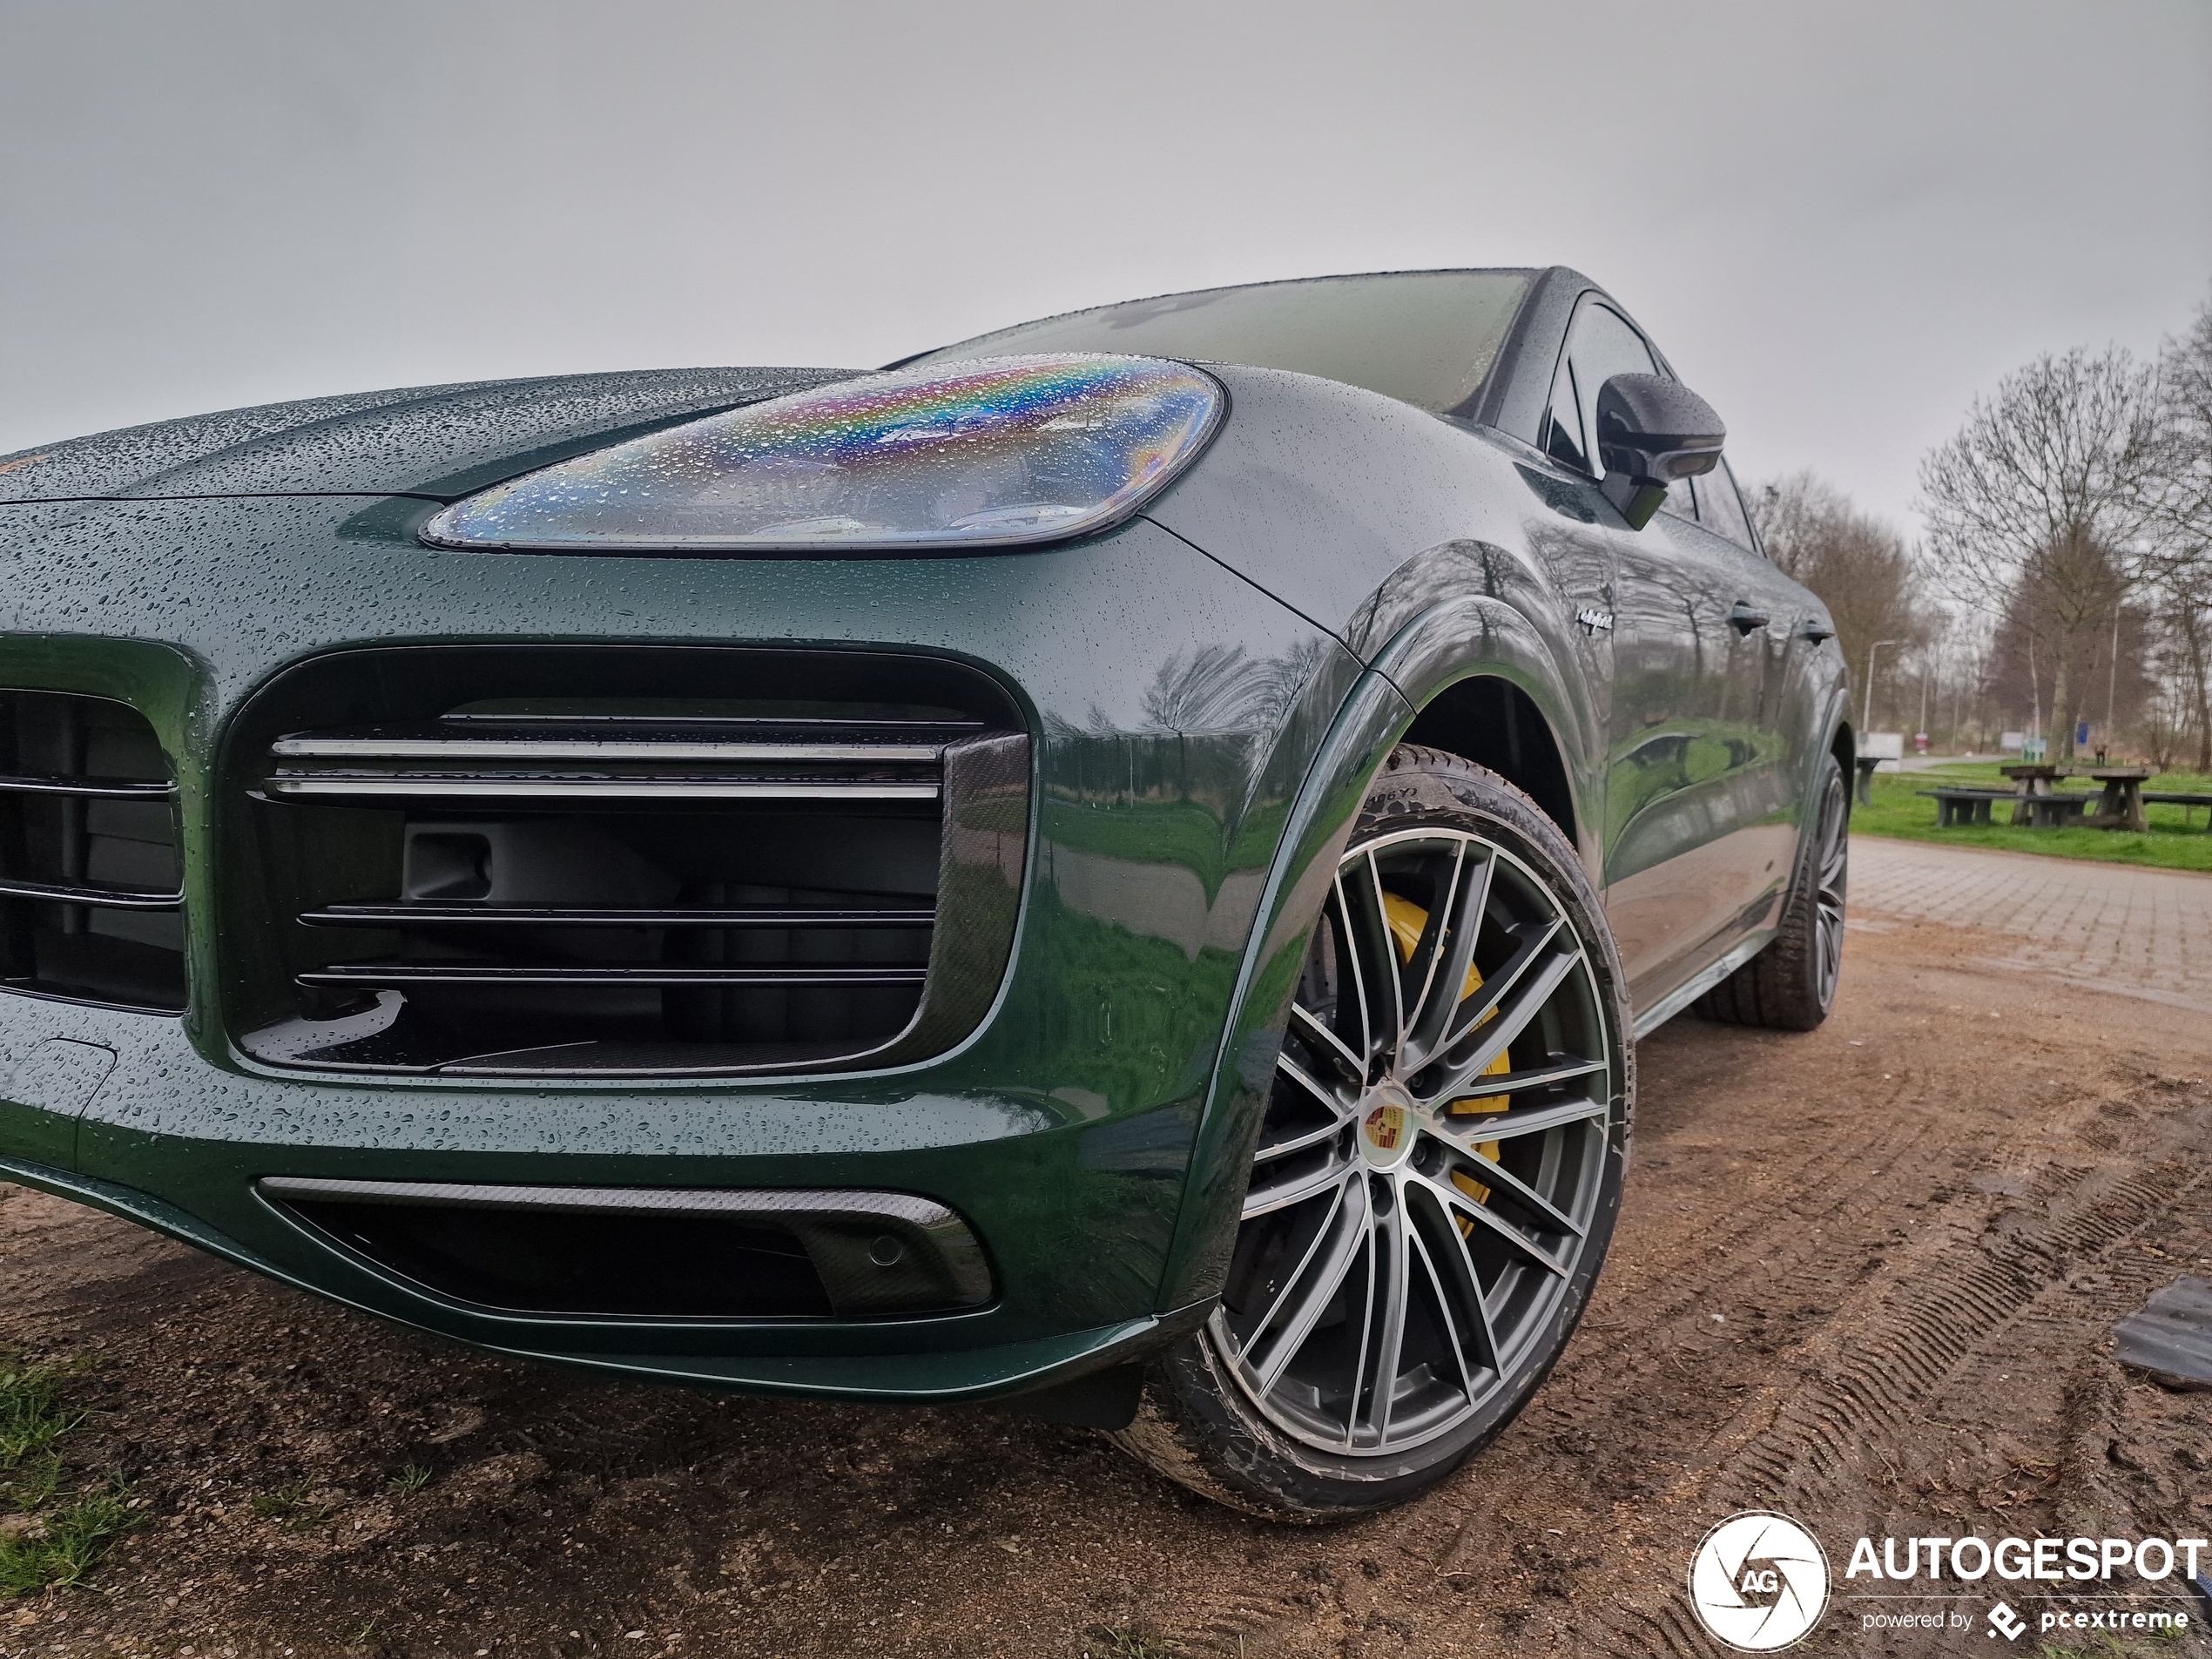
1594 373 1725 530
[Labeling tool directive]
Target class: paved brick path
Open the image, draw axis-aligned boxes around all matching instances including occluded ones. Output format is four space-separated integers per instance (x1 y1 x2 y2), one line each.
1849 836 2212 1014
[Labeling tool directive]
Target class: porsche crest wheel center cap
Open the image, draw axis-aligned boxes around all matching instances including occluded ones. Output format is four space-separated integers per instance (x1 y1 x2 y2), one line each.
1359 1083 1420 1169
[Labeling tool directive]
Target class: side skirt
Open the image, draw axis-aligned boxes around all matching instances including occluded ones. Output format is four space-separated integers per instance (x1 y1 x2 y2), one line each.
1630 927 1777 1041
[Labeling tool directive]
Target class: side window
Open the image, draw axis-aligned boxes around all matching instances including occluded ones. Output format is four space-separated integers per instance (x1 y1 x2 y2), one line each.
1541 356 1588 472
1696 459 1757 554
1565 304 1659 472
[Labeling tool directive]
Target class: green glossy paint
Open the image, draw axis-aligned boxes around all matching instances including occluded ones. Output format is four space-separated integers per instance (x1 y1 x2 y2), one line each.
0 269 1845 1403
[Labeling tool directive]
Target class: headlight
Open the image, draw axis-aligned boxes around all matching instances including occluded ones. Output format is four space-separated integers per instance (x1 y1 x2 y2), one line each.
421 354 1224 555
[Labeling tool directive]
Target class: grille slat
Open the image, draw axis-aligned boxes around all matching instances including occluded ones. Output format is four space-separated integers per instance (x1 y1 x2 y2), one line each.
264 722 948 802
272 736 954 763
0 773 176 800
299 903 935 928
228 651 1028 1076
0 691 185 1014
0 876 184 910
265 777 943 801
297 963 931 988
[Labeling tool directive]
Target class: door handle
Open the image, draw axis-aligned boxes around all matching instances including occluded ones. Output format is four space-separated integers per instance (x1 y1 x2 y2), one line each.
1727 601 1770 636
1797 617 1835 644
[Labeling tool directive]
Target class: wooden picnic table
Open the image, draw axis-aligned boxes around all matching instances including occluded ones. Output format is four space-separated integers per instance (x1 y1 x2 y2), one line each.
1998 763 2065 795
1994 763 2148 830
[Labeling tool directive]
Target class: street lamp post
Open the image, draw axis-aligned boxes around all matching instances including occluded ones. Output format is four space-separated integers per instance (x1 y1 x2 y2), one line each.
1863 638 1903 735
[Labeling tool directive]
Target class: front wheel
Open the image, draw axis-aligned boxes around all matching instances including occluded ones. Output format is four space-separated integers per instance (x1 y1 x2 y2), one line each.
1108 745 1633 1521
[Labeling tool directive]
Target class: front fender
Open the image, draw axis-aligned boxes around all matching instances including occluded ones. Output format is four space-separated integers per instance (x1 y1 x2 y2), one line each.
1155 580 1602 1312
1154 663 1414 1311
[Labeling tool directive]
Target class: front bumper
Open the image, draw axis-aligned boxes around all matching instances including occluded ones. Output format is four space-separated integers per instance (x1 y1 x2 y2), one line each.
0 494 1360 1399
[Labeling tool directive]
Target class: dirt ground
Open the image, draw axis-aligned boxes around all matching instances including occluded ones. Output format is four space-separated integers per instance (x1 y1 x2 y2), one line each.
3 906 2210 1659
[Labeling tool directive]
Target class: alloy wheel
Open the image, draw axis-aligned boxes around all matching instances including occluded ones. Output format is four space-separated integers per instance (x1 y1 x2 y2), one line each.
1212 826 1620 1457
1812 767 1849 1011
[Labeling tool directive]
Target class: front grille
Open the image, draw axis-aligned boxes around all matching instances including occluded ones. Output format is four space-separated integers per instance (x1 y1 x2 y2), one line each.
0 691 185 1013
225 647 1028 1076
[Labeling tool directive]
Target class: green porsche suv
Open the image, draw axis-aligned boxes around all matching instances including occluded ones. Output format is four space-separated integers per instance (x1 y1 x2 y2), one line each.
0 267 1849 1518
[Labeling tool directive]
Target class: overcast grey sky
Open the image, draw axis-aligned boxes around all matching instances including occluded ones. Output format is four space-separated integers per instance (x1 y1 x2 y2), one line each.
3 1 2207 532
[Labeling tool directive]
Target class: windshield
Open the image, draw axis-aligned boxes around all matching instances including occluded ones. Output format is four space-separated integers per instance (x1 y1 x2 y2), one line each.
900 270 1534 415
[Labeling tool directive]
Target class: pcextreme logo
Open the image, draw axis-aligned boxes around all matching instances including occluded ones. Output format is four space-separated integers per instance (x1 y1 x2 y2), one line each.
1689 1512 1831 1651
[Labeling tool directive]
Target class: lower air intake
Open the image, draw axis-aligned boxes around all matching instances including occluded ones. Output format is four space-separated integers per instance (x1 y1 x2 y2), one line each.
260 1178 994 1321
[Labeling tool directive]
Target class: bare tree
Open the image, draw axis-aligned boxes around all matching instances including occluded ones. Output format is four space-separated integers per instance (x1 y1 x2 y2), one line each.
1748 472 1927 728
1917 347 2158 759
2136 294 2212 769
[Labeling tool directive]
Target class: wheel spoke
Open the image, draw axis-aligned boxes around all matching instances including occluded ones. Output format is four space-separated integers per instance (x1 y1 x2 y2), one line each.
1433 915 1564 1054
1253 1115 1349 1163
1276 1051 1355 1117
1341 1182 1384 1445
1240 1180 1349 1351
1436 1053 1606 1098
1250 1177 1371 1395
1244 1150 1358 1218
1397 841 1466 1055
1416 945 1583 1103
1406 1217 1478 1399
1440 1140 1588 1239
1340 856 1404 1066
1354 1190 1411 1447
1406 1181 1499 1372
1330 874 1378 1072
1404 846 1494 1070
1289 1001 1365 1083
1413 1169 1574 1278
1433 1091 1610 1146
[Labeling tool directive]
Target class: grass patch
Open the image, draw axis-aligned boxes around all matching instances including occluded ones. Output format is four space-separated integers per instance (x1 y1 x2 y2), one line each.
0 1451 61 1514
0 1487 139 1594
250 1479 334 1530
0 1359 82 1464
1851 766 2212 873
0 1356 140 1595
388 1463 432 1493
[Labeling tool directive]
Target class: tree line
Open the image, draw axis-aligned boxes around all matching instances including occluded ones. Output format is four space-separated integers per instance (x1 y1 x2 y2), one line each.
1746 287 2212 769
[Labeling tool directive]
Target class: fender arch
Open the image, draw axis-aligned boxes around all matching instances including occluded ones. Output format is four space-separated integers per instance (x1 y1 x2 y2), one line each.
1155 597 1601 1310
1366 595 1602 880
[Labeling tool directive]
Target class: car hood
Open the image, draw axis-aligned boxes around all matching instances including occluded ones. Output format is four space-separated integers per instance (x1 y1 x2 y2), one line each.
0 367 861 505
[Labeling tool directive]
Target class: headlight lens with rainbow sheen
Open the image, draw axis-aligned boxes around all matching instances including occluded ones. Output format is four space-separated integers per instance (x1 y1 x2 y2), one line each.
421 354 1224 555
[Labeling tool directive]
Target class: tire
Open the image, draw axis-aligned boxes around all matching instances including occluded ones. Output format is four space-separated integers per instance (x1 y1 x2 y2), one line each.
1695 752 1849 1032
1107 744 1634 1521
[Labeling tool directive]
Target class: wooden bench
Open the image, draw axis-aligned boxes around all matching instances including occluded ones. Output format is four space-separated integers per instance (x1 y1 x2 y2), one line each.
2144 790 2212 831
1919 788 2009 827
2020 794 2091 828
1924 787 2093 827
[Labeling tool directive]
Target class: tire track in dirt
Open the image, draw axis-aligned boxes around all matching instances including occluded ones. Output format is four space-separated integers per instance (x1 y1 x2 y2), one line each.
7 914 2212 1659
1557 1105 2212 1656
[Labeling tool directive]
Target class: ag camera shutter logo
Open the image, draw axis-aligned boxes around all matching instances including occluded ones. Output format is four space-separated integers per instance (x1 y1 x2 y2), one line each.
1689 1512 1831 1650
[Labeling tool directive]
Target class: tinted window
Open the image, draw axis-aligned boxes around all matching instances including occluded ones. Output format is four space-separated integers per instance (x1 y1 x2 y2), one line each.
1563 303 1659 473
1541 355 1588 472
902 271 1534 415
1696 460 1758 554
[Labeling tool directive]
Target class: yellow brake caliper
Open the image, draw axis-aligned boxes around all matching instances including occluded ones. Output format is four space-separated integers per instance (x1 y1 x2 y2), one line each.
1381 891 1510 1224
